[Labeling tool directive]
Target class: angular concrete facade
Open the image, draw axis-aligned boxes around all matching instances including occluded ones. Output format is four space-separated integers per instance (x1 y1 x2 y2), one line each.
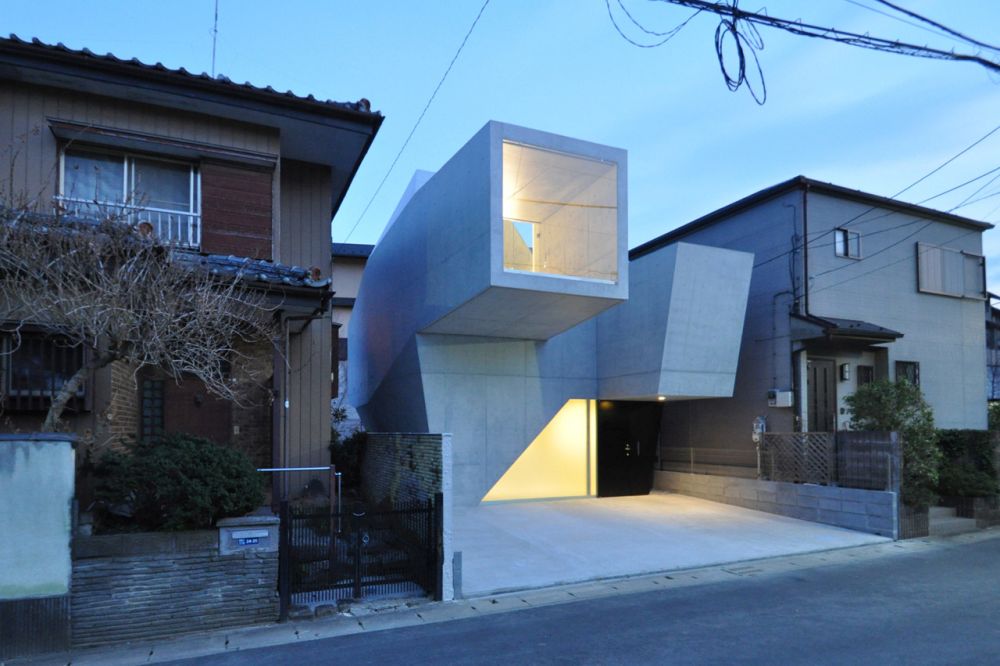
350 122 753 506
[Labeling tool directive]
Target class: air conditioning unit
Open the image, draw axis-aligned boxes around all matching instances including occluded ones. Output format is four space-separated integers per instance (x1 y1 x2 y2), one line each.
767 389 793 408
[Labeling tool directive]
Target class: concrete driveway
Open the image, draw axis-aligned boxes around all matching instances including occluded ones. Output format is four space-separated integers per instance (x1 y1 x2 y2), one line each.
453 491 888 597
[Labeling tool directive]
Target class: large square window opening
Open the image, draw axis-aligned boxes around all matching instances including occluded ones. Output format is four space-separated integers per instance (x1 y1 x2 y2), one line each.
502 141 618 282
58 148 201 248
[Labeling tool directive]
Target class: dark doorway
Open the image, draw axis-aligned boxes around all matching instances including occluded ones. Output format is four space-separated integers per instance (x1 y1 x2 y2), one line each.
597 401 661 497
807 358 836 432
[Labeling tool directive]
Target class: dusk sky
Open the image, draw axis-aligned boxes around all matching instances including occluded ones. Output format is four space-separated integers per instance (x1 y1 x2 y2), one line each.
6 1 1000 286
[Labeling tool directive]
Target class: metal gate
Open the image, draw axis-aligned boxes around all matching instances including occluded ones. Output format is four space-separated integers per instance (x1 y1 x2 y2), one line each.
278 494 442 618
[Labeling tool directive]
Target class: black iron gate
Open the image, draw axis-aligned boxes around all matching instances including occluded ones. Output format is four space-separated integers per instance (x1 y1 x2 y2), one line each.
278 494 443 618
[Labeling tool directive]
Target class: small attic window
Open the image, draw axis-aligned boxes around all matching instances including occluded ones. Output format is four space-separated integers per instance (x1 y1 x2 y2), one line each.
834 228 861 259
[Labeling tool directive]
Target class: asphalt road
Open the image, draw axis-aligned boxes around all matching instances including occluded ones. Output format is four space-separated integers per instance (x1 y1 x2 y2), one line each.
170 534 1000 666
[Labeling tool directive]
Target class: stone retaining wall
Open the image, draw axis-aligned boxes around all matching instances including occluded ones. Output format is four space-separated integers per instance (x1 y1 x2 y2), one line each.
362 433 451 506
654 470 897 539
361 432 454 601
71 517 278 647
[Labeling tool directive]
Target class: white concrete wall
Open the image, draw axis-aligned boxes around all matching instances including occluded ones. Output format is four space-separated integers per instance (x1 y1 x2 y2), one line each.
0 436 74 599
598 242 753 400
350 122 754 507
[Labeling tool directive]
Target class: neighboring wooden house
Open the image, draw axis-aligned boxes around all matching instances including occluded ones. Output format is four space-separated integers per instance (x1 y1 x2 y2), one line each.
330 242 373 435
0 36 382 499
634 176 992 466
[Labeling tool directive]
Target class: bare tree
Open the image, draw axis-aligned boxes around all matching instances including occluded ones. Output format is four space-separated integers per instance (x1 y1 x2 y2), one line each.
0 204 280 432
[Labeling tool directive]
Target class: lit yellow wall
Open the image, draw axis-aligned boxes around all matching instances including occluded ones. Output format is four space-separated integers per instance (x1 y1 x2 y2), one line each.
483 399 597 502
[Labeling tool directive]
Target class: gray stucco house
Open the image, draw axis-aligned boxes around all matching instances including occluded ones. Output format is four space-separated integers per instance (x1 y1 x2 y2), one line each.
349 121 754 507
643 176 991 462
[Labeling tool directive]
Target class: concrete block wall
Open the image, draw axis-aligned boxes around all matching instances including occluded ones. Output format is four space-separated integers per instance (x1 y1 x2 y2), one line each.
71 528 278 647
654 470 897 539
362 433 447 506
361 432 455 601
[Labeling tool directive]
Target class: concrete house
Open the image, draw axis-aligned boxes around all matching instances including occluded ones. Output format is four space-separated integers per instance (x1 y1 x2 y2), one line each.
640 176 991 465
349 121 754 508
0 36 382 497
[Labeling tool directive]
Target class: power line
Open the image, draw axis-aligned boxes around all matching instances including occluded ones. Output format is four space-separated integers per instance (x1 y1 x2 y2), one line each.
644 0 1000 103
751 123 1000 269
605 0 702 48
840 0 968 45
342 0 491 243
873 0 1000 54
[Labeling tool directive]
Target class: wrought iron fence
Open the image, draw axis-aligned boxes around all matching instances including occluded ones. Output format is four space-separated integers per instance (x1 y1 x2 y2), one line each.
278 494 442 618
759 431 900 491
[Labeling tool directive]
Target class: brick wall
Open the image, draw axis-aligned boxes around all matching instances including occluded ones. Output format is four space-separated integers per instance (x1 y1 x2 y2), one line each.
654 470 898 539
361 433 448 507
71 527 278 647
105 361 138 445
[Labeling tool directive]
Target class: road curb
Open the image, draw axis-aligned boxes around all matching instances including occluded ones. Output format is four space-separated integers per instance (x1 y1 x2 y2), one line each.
13 528 999 666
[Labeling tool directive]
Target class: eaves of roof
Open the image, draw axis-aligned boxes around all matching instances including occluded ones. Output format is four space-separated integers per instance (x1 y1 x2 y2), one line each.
0 34 382 126
630 176 994 261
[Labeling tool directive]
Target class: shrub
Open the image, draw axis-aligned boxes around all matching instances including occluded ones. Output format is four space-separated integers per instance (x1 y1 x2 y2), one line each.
936 429 998 498
846 379 940 509
989 402 1000 433
95 433 264 531
330 428 367 486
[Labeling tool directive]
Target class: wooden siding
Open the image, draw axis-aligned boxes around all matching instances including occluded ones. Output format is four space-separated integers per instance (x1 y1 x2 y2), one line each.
200 162 273 259
0 81 279 205
279 161 333 476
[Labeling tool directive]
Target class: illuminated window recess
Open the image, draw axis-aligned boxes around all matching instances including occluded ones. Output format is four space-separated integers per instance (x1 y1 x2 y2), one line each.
483 399 598 502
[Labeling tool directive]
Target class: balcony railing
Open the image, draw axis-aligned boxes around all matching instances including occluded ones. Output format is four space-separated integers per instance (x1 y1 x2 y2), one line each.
54 197 201 249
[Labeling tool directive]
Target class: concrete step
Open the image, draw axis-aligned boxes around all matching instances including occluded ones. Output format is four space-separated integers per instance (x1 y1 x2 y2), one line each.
929 515 978 537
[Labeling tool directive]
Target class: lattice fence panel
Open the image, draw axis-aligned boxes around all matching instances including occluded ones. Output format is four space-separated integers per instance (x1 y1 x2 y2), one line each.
761 433 835 485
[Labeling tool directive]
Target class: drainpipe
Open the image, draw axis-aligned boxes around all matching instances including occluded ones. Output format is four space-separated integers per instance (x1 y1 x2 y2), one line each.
802 182 811 316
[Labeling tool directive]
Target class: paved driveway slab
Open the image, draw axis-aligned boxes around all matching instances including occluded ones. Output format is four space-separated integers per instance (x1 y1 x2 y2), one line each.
453 491 888 597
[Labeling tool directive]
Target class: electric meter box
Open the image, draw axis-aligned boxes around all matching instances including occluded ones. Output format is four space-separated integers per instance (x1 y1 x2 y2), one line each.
767 389 793 408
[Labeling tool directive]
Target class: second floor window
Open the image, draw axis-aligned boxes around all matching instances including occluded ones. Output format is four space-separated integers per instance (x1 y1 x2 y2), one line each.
834 228 861 258
59 148 201 248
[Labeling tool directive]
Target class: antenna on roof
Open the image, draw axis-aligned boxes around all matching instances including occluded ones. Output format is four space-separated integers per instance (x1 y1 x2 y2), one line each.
211 0 219 77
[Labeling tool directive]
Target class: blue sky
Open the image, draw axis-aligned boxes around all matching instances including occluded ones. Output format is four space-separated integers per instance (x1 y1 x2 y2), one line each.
6 1 1000 285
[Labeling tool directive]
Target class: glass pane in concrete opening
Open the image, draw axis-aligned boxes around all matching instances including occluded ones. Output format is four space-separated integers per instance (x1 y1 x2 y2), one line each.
502 142 618 282
483 399 598 502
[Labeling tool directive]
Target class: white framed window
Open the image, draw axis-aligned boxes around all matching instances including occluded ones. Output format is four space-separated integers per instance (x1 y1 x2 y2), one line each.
834 228 861 258
57 147 201 248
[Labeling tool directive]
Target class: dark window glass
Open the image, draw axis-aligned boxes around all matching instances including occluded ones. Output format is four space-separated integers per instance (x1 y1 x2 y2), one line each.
857 365 875 387
895 361 920 387
3 333 85 411
140 379 165 443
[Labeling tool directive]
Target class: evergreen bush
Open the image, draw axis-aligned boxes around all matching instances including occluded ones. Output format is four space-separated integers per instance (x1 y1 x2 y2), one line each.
95 433 264 531
845 379 940 509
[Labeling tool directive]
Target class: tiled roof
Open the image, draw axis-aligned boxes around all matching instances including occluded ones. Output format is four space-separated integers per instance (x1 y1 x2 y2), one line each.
1 34 381 119
174 252 330 289
6 210 329 289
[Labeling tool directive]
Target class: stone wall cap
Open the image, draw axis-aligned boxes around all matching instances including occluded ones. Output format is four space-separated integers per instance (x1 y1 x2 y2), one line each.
0 432 77 442
217 514 280 527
